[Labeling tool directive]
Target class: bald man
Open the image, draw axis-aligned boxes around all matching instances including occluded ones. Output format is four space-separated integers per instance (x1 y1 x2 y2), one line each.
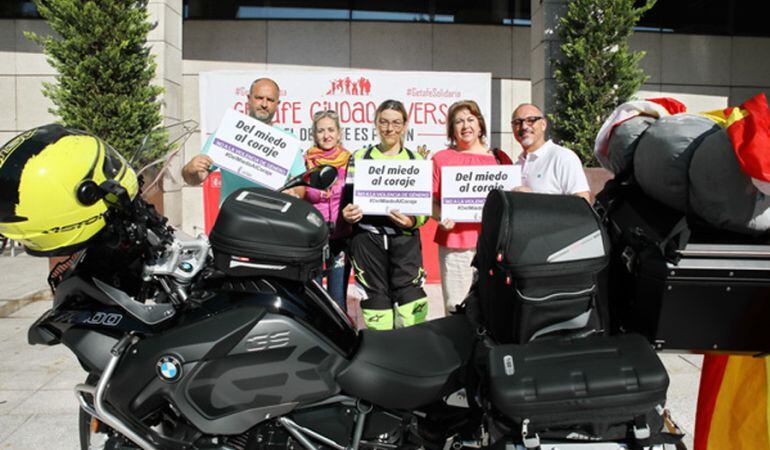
511 103 590 202
182 77 306 200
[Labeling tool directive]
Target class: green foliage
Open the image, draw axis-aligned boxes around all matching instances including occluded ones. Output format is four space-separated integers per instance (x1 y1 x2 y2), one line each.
26 0 165 169
550 0 655 166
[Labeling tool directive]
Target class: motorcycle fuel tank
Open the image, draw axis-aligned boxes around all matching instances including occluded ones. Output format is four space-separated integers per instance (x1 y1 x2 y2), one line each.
183 313 350 428
106 300 350 435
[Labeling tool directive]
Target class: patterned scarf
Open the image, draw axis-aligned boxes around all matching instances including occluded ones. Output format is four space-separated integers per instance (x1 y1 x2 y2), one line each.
305 146 350 169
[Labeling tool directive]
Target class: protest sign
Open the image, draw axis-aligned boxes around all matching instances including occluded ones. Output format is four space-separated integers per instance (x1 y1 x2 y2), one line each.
205 109 301 190
354 160 432 216
441 165 521 222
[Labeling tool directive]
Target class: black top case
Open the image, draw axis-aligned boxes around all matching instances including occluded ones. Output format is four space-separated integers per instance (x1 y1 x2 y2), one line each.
209 188 329 281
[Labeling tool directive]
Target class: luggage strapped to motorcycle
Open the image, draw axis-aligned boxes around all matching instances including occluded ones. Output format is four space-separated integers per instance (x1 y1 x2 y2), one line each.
596 178 691 269
623 216 690 268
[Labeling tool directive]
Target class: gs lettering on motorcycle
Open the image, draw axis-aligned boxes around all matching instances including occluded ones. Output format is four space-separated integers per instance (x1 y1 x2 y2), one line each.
245 330 291 352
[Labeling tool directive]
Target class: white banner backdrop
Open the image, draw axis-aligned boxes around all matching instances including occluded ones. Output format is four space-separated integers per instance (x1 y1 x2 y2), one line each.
199 70 491 153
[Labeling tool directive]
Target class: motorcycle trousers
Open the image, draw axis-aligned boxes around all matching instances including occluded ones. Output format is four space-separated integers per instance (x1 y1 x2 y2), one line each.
349 232 428 330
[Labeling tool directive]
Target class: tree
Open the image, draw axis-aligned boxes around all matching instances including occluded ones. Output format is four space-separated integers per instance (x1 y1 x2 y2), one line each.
26 0 165 169
550 0 655 166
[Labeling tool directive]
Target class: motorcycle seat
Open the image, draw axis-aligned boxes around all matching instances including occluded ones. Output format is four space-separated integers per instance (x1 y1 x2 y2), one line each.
336 314 475 410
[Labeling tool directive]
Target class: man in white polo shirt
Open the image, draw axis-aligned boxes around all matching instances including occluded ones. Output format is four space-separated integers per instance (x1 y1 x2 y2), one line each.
511 103 590 202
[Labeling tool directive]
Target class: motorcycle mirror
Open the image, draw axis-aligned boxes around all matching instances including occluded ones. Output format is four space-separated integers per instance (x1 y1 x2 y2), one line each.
307 165 338 190
129 133 152 166
279 165 338 192
135 120 197 201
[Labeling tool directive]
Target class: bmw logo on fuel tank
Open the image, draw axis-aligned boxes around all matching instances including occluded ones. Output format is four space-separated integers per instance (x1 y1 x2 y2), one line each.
156 355 183 382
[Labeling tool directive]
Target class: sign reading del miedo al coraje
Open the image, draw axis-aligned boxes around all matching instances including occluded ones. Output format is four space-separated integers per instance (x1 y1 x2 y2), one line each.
206 109 301 190
354 159 433 216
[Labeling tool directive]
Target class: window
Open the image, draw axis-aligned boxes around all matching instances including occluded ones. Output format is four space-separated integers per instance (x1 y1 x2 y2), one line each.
0 1 40 18
733 1 770 37
1 0 754 38
184 0 530 25
636 0 770 37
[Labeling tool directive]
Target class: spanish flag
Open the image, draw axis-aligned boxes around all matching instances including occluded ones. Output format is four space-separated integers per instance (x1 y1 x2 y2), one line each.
695 355 770 449
701 93 770 182
694 93 770 449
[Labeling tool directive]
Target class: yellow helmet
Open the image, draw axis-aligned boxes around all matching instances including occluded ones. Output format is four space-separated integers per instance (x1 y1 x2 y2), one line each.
0 124 138 256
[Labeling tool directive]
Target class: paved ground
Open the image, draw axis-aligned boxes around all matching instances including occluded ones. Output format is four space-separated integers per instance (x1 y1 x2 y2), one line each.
0 253 700 449
0 250 50 318
0 300 82 449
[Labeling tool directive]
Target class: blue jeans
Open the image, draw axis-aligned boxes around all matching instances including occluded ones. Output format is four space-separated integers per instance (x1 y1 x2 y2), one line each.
317 239 350 312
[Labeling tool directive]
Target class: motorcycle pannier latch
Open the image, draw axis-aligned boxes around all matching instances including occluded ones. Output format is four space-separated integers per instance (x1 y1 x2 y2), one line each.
521 419 540 449
633 423 651 440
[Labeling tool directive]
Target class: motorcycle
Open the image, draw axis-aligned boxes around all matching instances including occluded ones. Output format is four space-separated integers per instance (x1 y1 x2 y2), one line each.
22 126 683 450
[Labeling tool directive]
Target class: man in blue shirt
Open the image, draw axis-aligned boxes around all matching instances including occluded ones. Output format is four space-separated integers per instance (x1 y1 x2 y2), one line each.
182 77 306 200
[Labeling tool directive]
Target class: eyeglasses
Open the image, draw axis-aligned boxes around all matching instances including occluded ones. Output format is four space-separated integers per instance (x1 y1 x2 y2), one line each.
377 119 404 129
511 116 543 128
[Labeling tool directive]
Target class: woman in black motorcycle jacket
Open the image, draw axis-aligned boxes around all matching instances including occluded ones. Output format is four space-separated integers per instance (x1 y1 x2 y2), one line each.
341 99 430 330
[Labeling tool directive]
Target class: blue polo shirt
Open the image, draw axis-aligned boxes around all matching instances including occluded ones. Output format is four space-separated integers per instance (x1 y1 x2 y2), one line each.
201 132 306 203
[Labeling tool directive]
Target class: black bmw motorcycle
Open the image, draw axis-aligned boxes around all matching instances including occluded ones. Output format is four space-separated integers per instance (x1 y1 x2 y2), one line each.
25 132 683 449
29 161 491 450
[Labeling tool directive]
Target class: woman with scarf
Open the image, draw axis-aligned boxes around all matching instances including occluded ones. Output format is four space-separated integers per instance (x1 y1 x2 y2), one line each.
304 110 352 311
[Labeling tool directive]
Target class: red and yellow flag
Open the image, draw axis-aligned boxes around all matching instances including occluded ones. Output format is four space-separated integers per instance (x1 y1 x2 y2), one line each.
695 355 770 450
702 93 770 182
726 94 770 182
672 94 770 448
647 97 688 115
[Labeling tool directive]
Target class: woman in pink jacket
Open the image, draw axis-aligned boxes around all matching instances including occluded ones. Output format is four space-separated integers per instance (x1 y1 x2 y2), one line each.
304 110 352 311
432 100 512 314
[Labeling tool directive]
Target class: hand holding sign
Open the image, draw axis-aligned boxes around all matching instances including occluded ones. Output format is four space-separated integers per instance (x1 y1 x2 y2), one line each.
438 218 456 231
185 154 214 185
441 165 521 222
388 210 416 229
342 203 363 224
205 109 301 190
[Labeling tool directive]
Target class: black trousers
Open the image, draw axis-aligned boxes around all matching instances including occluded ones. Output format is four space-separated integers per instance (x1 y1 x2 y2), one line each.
349 231 428 329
